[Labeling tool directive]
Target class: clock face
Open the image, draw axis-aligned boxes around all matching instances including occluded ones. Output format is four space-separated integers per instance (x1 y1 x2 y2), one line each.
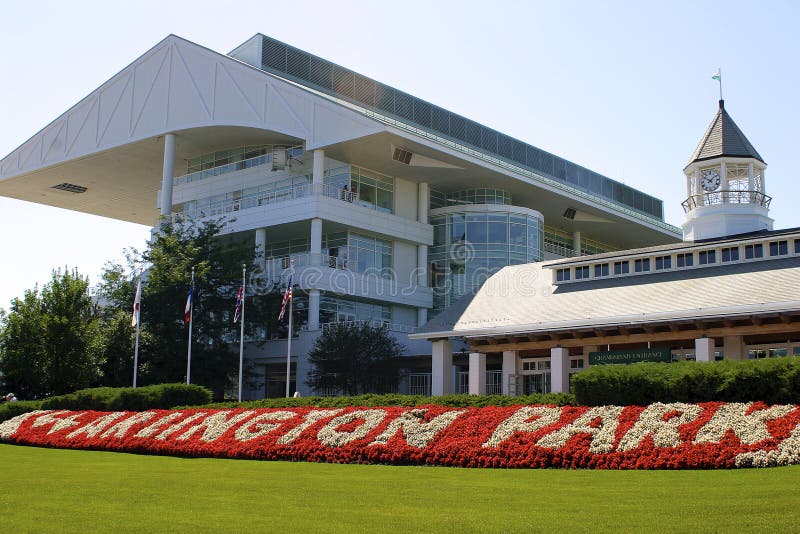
701 169 721 192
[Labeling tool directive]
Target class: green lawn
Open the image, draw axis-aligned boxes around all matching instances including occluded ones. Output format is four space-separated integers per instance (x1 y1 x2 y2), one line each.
1 444 797 533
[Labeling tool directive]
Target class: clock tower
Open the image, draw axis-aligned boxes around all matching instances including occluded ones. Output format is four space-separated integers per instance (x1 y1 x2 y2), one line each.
682 100 773 241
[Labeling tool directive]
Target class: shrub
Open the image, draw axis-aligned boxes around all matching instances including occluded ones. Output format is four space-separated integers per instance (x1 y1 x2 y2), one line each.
572 357 800 406
40 383 212 411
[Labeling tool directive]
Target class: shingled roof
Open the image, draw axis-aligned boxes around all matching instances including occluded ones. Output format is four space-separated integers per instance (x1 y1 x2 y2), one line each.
688 100 764 165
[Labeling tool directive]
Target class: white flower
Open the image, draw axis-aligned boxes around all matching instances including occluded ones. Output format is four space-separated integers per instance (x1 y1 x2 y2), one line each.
370 409 465 448
617 403 701 451
317 410 387 447
483 407 562 448
694 403 793 445
235 411 297 442
536 406 623 454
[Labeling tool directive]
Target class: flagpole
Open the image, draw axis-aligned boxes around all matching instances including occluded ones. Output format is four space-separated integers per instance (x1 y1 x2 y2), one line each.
718 67 723 101
238 264 246 403
186 267 194 385
285 260 294 398
133 319 140 388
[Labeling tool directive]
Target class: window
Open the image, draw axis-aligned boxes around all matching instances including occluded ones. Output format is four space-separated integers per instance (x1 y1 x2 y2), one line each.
748 349 767 359
634 258 650 272
575 266 589 280
613 260 629 275
795 240 800 254
699 250 716 265
684 353 696 361
745 243 764 259
594 263 609 277
721 247 739 262
769 348 788 358
676 253 694 268
655 255 672 270
794 346 800 355
556 268 570 282
570 359 585 369
769 240 788 256
715 351 724 361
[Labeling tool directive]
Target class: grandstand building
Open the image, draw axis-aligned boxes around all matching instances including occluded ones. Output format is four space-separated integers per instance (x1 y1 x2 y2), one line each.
0 34 680 397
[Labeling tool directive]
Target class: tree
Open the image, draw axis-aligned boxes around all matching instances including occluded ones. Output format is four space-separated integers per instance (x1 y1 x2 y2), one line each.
0 268 101 398
306 323 405 395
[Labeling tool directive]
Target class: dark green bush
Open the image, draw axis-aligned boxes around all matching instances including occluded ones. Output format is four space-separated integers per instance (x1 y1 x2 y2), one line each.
194 392 576 410
40 383 212 411
0 400 44 422
572 357 800 406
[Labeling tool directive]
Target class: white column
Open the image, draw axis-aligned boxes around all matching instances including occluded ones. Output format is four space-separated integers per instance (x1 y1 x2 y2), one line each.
308 290 320 330
572 231 582 256
418 182 429 223
468 352 486 395
313 149 325 187
550 347 570 393
431 339 453 396
723 335 744 360
310 218 323 261
695 337 715 362
255 228 267 260
160 133 176 217
502 350 519 395
417 308 428 327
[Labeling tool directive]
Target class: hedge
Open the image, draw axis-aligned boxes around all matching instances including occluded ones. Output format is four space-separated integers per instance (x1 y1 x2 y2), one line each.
572 357 800 406
0 384 212 422
195 392 576 410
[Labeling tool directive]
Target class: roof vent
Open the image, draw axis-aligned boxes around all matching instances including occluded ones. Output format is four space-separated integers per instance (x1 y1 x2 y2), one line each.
563 207 577 220
52 183 88 194
392 147 413 165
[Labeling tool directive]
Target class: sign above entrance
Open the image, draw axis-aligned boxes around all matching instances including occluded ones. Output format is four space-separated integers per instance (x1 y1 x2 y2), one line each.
589 347 671 365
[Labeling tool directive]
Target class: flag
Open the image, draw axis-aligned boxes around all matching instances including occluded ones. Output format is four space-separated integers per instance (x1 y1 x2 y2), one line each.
712 70 721 81
233 284 244 324
278 274 293 321
131 280 141 327
184 285 194 324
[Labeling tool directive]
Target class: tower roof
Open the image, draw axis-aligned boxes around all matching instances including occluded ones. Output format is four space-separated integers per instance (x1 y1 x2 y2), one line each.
688 100 764 165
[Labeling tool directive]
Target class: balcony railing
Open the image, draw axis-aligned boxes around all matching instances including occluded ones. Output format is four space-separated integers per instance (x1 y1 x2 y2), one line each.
316 320 417 334
167 183 358 224
173 145 304 186
682 190 772 213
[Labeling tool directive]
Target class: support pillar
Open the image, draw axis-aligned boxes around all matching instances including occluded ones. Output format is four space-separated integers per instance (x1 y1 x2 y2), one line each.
723 335 744 360
551 347 570 393
255 228 267 260
160 133 176 218
695 337 715 362
572 231 582 256
502 350 519 395
431 339 453 396
313 149 325 187
468 352 486 395
416 181 430 327
308 289 320 331
310 218 323 264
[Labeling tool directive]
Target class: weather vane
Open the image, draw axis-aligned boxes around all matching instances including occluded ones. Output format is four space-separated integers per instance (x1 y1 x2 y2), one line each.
712 68 723 101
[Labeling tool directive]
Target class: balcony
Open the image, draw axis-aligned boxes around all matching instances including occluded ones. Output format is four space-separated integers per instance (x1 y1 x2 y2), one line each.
682 190 772 213
173 146 303 186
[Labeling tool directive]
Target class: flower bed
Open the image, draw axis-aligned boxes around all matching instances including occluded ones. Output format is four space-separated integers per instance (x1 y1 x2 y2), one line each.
2 402 799 469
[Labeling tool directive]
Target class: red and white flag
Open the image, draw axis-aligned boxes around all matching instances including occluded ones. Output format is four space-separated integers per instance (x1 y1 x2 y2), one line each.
278 274 293 321
131 280 141 327
184 285 194 324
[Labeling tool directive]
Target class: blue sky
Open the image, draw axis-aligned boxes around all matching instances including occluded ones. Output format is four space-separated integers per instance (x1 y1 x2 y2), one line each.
1 0 798 309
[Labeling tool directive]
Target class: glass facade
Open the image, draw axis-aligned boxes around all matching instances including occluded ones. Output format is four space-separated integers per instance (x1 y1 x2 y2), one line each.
429 203 543 313
430 188 512 209
320 295 391 324
324 165 394 213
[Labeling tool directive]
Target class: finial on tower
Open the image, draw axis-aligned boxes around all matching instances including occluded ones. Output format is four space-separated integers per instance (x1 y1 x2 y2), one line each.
712 69 723 101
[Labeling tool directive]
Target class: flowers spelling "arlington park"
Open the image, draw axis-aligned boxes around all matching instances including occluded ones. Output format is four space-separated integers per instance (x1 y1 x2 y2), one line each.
2 402 800 469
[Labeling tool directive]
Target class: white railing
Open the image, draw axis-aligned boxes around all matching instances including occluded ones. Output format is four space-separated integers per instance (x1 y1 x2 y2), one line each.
408 373 432 396
173 145 304 186
682 190 772 212
544 241 576 257
314 320 417 334
167 183 359 224
456 370 503 394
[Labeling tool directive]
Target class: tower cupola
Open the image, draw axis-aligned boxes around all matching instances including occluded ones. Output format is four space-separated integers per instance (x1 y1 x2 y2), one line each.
681 100 772 241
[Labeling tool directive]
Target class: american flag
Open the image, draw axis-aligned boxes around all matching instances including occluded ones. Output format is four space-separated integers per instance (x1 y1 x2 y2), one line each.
233 284 244 324
278 274 293 321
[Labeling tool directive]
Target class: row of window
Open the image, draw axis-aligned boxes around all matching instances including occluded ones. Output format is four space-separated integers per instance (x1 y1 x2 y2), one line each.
555 238 800 282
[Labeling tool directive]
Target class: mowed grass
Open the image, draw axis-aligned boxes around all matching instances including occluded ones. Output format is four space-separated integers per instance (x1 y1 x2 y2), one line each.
1 444 798 533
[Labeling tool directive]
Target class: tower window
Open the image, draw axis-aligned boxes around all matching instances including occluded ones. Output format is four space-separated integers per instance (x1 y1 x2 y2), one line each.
613 261 629 275
745 243 764 259
594 263 609 277
676 253 694 268
769 240 788 256
655 255 671 270
699 250 716 265
634 258 650 272
721 247 739 262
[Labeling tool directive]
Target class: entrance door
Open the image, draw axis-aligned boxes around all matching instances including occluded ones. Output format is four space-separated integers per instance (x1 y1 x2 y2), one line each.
520 359 551 394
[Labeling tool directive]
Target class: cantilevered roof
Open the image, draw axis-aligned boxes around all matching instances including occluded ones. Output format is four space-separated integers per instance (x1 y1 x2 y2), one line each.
688 100 764 165
414 254 800 339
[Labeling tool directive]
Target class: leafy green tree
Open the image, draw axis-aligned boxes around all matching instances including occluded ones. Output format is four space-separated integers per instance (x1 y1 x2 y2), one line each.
0 268 101 398
306 323 405 395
